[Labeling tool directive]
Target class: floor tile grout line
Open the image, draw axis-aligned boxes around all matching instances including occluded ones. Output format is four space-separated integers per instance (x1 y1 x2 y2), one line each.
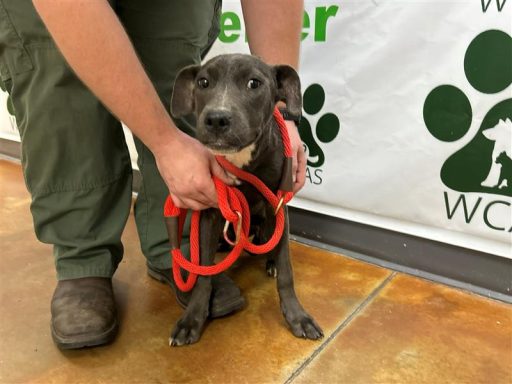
283 271 397 384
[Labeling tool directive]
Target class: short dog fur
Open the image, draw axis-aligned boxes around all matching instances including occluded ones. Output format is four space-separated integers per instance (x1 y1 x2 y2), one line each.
169 54 323 346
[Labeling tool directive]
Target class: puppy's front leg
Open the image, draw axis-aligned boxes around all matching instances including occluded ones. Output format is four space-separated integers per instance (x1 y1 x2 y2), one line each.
267 207 323 340
170 209 223 346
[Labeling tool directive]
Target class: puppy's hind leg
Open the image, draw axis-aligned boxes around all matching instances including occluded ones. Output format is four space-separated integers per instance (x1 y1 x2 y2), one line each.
265 257 277 278
248 210 277 277
255 236 277 278
264 207 323 340
170 209 223 346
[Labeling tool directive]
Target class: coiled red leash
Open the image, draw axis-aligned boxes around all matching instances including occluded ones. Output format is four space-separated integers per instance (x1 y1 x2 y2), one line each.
163 107 294 292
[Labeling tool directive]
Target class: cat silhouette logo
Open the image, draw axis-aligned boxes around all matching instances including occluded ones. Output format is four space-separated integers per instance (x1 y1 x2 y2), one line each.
481 118 512 190
495 151 512 191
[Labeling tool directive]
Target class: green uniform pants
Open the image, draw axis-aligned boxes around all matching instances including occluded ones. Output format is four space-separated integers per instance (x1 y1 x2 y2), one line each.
0 0 221 279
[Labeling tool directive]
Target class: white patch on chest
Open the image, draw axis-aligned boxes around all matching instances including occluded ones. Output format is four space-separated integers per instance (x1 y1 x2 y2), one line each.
210 143 256 168
224 143 256 168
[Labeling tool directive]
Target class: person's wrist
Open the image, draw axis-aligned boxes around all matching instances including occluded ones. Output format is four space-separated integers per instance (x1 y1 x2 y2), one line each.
147 119 182 158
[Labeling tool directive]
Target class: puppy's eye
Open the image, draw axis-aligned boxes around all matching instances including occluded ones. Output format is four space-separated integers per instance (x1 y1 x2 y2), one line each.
247 79 261 89
197 78 209 88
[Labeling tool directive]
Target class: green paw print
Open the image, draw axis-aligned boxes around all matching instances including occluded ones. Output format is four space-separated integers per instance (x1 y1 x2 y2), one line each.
299 84 340 167
423 29 512 197
0 79 15 116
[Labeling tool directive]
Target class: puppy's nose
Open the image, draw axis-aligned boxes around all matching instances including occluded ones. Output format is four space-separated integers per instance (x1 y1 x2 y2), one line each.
204 110 231 133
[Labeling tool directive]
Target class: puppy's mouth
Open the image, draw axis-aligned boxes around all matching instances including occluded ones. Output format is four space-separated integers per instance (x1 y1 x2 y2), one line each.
201 131 260 155
204 141 254 155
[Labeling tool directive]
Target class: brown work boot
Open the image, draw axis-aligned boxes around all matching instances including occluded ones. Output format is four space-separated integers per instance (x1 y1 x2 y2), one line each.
51 277 118 349
147 265 245 318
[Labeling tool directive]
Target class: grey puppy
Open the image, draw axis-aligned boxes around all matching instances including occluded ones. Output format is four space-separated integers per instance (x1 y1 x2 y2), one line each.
169 54 323 346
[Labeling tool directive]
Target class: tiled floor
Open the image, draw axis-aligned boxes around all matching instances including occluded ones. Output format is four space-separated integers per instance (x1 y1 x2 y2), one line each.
1 158 511 384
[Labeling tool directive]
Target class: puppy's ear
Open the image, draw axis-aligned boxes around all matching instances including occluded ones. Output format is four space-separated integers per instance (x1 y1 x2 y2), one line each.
273 65 302 116
171 64 200 117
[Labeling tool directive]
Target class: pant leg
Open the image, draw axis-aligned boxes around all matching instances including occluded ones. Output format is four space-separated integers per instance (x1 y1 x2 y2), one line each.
116 0 221 269
0 0 132 279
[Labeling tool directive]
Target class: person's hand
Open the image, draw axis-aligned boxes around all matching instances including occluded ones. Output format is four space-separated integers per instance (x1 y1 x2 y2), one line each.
153 130 236 210
285 120 306 193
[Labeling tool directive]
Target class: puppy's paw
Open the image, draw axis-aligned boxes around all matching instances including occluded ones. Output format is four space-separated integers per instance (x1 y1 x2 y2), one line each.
286 311 323 340
265 259 277 278
169 317 206 347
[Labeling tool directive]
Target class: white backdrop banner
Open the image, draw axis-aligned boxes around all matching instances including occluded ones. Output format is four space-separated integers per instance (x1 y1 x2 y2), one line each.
1 0 511 258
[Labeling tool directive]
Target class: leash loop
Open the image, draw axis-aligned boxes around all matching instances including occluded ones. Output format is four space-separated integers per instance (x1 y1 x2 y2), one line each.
165 107 294 291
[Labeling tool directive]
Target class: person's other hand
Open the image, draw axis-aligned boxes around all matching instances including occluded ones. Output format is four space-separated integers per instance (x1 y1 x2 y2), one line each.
285 120 306 193
153 130 236 210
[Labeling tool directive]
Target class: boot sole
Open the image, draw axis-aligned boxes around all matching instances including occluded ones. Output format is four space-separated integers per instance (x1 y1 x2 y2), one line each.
147 267 245 318
51 319 118 350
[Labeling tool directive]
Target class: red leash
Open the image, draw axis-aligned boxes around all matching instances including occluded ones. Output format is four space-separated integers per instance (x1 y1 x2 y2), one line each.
163 107 294 292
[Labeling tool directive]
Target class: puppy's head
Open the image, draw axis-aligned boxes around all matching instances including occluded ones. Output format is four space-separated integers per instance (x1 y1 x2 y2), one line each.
171 54 301 154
